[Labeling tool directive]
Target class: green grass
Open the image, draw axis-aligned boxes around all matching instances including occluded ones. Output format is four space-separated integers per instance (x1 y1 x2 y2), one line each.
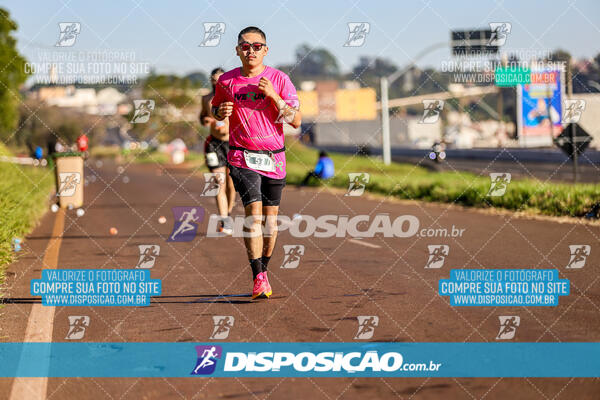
285 140 600 218
88 145 122 159
0 144 54 282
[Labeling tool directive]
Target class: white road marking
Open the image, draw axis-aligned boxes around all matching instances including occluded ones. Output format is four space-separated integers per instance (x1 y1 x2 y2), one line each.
348 238 381 249
9 209 64 400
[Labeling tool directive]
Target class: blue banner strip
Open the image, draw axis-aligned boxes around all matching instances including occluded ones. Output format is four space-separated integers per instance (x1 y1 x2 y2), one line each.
1 343 600 377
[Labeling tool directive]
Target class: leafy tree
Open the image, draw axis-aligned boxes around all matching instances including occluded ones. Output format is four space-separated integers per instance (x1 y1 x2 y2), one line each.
279 44 340 83
547 49 571 64
17 101 105 147
0 8 29 139
185 71 208 88
544 49 600 93
573 52 600 93
352 56 397 80
349 56 399 96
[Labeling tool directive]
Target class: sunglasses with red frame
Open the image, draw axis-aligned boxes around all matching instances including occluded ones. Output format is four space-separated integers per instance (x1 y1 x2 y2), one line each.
238 41 266 52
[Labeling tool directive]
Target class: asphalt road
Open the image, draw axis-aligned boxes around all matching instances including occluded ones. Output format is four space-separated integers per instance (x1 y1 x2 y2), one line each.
1 159 599 399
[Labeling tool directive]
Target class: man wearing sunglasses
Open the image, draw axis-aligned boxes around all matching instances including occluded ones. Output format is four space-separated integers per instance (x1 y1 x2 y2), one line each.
211 26 301 300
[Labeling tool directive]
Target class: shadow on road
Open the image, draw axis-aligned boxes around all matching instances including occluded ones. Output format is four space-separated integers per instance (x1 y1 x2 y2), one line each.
152 293 254 304
0 298 41 304
1 294 277 305
25 234 165 240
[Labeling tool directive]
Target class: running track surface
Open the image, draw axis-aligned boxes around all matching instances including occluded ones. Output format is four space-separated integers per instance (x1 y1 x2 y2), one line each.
1 160 599 399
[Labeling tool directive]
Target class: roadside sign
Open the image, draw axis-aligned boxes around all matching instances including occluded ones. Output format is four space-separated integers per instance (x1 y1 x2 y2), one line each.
517 67 565 147
451 29 498 55
554 123 592 157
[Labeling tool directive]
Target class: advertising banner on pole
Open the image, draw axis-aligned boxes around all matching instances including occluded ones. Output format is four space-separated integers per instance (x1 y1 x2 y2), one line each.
517 66 565 147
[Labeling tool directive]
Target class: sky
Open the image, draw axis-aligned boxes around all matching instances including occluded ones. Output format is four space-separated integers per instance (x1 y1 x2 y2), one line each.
5 0 600 78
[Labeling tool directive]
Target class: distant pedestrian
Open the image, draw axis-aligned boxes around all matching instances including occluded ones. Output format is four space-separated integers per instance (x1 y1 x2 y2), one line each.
300 151 334 186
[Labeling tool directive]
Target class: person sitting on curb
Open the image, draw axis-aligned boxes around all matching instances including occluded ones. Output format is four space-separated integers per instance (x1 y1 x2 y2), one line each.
299 150 334 186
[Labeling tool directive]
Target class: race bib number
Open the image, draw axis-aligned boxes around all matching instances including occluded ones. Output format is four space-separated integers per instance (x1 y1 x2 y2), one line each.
244 151 275 172
206 152 219 167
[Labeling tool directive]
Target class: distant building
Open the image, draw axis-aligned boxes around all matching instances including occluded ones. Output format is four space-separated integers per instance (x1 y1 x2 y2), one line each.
314 80 338 122
45 87 96 112
296 79 379 145
31 85 128 115
36 86 68 102
574 93 600 150
96 88 128 115
297 80 377 123
312 117 440 148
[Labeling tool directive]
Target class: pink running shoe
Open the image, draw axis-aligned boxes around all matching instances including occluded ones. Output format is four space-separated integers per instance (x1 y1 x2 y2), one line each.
251 272 272 299
263 271 272 298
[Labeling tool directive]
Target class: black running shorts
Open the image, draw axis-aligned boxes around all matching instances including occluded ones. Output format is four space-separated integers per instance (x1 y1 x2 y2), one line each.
204 136 229 170
228 164 286 207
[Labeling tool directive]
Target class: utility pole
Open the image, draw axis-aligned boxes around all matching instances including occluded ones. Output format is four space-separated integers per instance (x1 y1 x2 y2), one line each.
498 53 507 128
380 77 391 165
567 61 578 182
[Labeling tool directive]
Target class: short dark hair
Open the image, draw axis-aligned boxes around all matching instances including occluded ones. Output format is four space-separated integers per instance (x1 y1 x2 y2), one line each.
210 67 224 77
238 26 266 43
319 150 328 158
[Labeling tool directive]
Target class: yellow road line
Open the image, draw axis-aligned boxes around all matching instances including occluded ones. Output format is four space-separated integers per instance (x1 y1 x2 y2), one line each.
9 208 65 400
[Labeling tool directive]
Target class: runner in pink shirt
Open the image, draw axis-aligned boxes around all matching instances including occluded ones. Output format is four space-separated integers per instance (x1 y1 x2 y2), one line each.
212 26 301 300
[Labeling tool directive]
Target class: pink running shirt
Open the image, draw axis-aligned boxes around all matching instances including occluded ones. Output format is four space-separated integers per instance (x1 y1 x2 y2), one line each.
211 66 299 179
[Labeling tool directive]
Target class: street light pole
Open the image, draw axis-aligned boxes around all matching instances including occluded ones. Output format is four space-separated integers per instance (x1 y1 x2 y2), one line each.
381 77 391 165
380 41 449 165
568 62 578 182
